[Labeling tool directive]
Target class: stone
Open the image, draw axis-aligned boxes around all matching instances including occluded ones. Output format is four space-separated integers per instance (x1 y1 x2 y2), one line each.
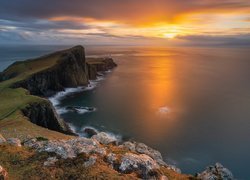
84 155 97 167
83 127 98 137
7 138 21 147
0 134 6 144
0 165 8 179
135 142 166 166
119 153 160 178
122 141 136 151
106 153 117 165
44 157 58 166
92 132 117 145
24 137 106 159
197 163 234 180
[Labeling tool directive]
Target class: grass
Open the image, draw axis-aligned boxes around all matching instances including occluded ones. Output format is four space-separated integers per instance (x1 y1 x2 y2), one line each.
0 47 83 141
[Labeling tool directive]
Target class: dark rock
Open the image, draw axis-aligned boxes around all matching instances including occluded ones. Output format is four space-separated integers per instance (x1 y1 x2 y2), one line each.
83 127 98 137
197 163 234 180
22 101 75 135
10 46 88 96
86 58 117 80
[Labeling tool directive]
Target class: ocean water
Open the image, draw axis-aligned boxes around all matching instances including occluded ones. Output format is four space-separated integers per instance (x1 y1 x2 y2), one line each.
1 45 250 179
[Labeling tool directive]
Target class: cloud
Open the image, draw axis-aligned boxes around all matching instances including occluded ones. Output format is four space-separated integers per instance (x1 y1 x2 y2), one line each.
0 0 249 25
0 0 249 45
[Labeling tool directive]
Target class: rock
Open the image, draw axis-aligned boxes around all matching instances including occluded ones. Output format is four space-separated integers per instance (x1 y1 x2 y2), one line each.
44 157 58 166
83 127 98 137
0 134 6 144
0 165 8 179
22 101 74 135
197 163 234 180
92 132 118 145
122 141 136 151
119 153 160 178
84 155 97 167
135 142 166 167
24 137 106 159
7 138 21 147
106 153 117 165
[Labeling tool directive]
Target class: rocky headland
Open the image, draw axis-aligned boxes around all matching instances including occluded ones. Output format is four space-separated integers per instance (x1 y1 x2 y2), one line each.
0 46 234 179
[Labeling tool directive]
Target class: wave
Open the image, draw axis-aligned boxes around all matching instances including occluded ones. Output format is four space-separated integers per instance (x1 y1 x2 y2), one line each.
48 71 109 114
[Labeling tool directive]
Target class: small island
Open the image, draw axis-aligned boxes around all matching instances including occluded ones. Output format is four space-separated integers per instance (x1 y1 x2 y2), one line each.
0 46 233 179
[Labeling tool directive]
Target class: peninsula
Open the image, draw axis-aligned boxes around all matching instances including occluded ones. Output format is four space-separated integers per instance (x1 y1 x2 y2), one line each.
0 46 233 179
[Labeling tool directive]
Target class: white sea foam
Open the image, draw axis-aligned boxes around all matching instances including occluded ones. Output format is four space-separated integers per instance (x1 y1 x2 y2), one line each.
157 106 170 114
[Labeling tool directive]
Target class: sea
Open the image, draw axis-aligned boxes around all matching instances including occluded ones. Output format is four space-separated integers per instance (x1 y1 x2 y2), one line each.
0 44 250 179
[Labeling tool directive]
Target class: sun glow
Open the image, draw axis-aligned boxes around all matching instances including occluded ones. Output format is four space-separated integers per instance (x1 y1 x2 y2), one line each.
163 33 177 39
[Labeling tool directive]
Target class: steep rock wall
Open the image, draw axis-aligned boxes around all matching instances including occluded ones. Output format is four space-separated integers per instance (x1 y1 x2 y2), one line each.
21 101 75 135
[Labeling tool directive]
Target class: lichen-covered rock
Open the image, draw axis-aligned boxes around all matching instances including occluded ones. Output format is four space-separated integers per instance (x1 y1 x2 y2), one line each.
122 141 136 151
84 155 97 167
0 165 8 179
197 163 234 180
44 157 58 166
7 138 21 147
24 137 106 159
92 132 118 145
0 134 6 144
119 153 160 178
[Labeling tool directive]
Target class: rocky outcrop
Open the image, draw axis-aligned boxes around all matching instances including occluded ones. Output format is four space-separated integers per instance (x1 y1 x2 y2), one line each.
119 153 160 179
86 58 117 80
197 163 234 180
24 136 107 159
121 141 181 173
11 46 88 96
21 101 74 135
92 132 118 145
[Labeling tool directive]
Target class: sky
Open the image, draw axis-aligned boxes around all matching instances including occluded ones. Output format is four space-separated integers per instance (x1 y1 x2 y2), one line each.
0 0 250 46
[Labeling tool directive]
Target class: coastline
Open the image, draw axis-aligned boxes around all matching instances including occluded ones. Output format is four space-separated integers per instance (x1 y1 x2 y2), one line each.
0 45 235 179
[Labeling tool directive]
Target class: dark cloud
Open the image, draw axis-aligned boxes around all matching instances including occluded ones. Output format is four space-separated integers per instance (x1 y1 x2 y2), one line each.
0 0 249 24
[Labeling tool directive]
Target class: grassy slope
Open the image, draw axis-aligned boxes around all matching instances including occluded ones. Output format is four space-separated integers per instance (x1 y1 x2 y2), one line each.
0 48 74 141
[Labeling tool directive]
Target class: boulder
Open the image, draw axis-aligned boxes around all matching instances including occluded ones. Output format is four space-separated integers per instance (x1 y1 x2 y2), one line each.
44 157 58 167
122 141 136 151
83 127 98 137
0 165 8 179
135 142 165 166
0 134 6 144
7 138 21 147
84 155 97 167
119 153 160 178
92 132 118 145
197 163 234 180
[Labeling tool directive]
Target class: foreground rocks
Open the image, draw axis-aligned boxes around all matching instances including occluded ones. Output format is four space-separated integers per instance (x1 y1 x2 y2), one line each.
0 132 234 179
197 163 234 180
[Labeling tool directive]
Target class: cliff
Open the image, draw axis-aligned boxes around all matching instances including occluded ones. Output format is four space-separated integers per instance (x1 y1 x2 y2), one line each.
0 45 117 138
86 57 117 80
21 101 74 135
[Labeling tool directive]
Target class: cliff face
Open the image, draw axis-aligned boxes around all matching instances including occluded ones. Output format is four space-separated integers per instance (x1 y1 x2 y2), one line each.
0 45 117 136
11 46 89 96
86 58 117 80
21 101 74 135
